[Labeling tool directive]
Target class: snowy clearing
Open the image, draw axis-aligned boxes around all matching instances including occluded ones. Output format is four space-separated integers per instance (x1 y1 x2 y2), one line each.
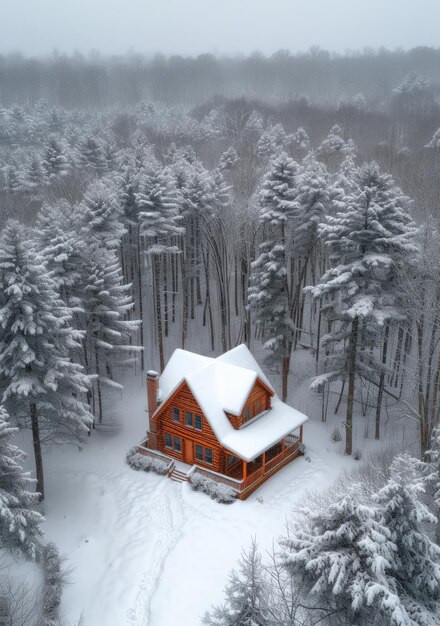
25 368 371 626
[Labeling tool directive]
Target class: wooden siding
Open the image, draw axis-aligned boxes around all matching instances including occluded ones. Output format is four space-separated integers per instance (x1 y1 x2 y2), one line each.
226 379 272 430
153 381 226 472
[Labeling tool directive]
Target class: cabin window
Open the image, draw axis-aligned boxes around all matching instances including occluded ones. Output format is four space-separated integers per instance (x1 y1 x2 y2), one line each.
254 399 262 415
195 444 203 461
226 454 239 467
165 433 172 448
185 411 193 427
173 436 182 452
243 405 251 423
172 407 180 422
204 448 213 464
194 414 202 431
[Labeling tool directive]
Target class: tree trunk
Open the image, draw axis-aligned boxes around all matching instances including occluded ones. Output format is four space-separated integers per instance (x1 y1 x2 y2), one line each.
137 229 144 371
30 401 44 501
345 318 359 456
375 323 390 440
154 255 165 372
282 354 289 403
181 243 188 349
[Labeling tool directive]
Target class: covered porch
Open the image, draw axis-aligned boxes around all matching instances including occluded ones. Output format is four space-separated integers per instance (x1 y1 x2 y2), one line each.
223 429 303 490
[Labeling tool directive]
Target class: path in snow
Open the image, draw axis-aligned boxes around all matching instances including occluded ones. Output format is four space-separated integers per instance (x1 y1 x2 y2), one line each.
39 363 366 626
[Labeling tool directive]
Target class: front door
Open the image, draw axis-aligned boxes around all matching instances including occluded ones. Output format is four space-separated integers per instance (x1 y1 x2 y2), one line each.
184 438 194 465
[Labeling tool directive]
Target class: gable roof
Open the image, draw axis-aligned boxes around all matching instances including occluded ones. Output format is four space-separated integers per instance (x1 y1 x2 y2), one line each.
154 344 308 462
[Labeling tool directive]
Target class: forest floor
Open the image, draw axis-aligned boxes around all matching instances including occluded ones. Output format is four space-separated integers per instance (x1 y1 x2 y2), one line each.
16 348 415 626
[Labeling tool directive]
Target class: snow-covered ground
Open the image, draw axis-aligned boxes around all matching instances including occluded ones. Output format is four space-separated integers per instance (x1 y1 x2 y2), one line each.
14 347 415 626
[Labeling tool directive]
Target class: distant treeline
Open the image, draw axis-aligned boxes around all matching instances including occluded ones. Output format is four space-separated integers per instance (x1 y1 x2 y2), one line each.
1 47 440 109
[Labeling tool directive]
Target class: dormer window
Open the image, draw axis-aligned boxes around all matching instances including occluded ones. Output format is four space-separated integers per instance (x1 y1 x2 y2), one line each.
254 399 262 416
172 407 180 422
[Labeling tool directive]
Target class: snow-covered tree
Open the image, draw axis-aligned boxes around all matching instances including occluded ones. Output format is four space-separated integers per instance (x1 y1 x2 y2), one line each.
374 454 440 623
281 491 408 626
308 162 417 454
219 146 239 172
316 124 346 158
203 540 270 626
3 165 23 195
426 427 440 544
79 179 125 251
0 405 43 560
42 138 70 178
76 136 106 176
138 166 184 371
248 242 293 388
0 221 93 499
249 152 298 400
26 156 46 194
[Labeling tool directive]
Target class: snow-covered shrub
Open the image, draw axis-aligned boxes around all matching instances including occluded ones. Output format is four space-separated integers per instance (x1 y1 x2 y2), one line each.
189 473 236 504
353 448 362 461
330 427 342 443
41 542 64 626
126 447 169 475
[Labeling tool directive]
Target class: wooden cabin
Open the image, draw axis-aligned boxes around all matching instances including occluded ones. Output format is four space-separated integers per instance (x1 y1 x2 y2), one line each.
138 344 308 500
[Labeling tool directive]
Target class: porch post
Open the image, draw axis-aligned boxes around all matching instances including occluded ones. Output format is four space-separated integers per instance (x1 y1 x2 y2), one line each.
243 460 247 480
300 425 303 443
281 438 285 451
263 451 266 469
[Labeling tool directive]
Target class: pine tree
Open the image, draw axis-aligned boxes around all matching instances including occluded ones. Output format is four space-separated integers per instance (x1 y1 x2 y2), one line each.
249 152 298 400
219 147 239 172
248 242 293 376
203 540 270 626
79 180 125 251
281 492 410 626
426 427 440 544
26 156 46 194
0 405 43 560
137 166 184 371
0 221 93 499
42 138 70 178
76 136 106 176
374 454 440 623
4 165 23 194
308 162 417 454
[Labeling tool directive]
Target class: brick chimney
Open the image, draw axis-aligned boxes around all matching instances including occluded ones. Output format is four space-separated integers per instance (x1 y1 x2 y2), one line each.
146 370 159 418
146 370 159 449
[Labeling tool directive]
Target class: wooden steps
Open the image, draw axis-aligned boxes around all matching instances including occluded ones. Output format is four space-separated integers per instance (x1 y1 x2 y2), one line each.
169 467 188 483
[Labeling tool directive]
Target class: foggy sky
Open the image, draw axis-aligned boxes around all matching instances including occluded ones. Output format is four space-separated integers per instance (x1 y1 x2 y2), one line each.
3 0 440 57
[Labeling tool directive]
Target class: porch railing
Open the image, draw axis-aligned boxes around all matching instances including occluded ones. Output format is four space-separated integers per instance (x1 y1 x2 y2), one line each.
137 439 300 495
188 465 243 491
137 444 175 472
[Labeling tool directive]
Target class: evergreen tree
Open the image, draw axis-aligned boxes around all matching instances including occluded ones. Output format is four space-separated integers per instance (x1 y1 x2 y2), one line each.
426 427 440 544
42 138 70 178
80 180 125 251
4 165 23 194
308 162 417 454
281 492 409 626
249 152 298 400
26 156 46 194
374 454 440 623
76 136 106 176
0 221 93 499
248 242 293 375
0 405 43 560
219 147 239 172
137 166 184 371
203 540 270 626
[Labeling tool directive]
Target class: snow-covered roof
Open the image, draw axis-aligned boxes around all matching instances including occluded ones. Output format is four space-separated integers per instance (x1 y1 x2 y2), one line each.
155 344 308 462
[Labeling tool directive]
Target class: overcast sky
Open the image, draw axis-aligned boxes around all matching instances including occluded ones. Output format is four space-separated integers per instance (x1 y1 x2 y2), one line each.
2 0 440 57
